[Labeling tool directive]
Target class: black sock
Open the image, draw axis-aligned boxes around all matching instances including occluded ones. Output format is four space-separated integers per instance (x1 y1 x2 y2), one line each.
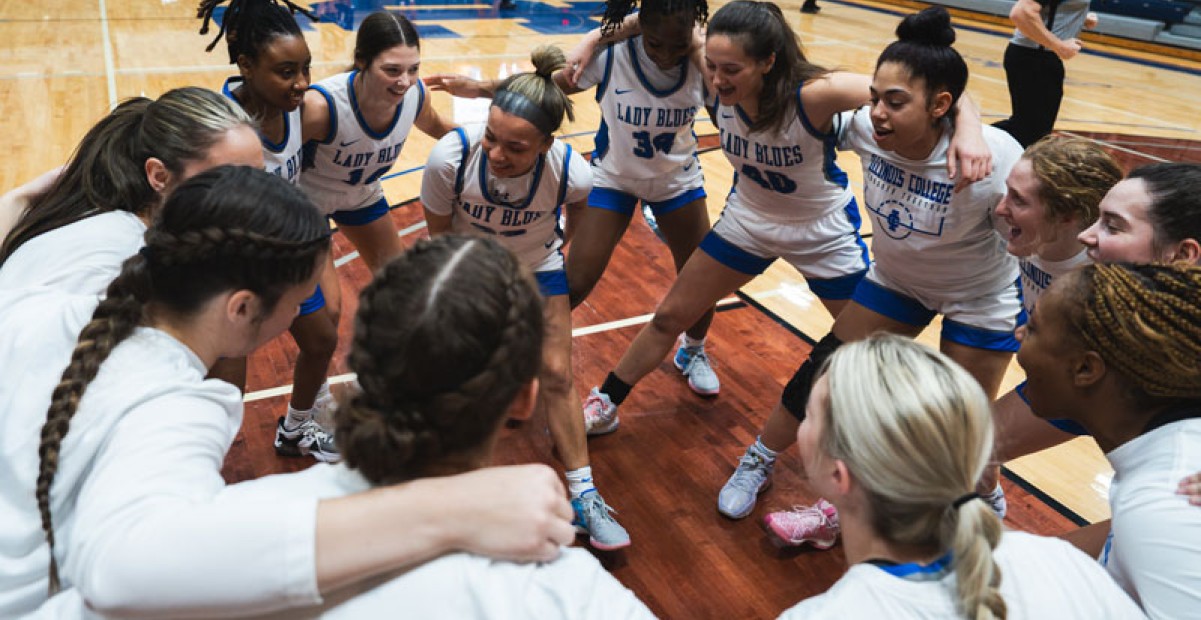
780 332 843 420
600 372 633 406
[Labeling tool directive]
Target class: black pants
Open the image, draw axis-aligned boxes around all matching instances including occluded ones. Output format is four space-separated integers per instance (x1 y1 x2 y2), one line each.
993 43 1065 148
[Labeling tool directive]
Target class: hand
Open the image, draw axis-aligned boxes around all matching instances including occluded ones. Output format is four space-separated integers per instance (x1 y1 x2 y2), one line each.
424 74 490 99
1056 38 1082 61
1178 472 1201 506
947 129 992 193
443 464 575 562
564 30 602 88
1084 12 1098 30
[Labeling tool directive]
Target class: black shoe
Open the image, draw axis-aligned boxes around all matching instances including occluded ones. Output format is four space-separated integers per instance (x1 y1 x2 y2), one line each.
801 2 820 13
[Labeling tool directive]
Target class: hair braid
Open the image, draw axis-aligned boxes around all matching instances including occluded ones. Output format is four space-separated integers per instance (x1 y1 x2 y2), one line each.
338 236 543 485
1024 136 1122 227
1072 263 1201 402
197 0 315 63
35 257 151 594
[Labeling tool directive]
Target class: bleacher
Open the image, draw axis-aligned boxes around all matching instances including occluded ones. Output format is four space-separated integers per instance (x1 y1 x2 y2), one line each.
932 0 1201 51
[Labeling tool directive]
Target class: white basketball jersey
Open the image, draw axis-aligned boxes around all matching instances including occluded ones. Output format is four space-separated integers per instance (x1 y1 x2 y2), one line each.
422 126 591 269
839 107 1022 298
1019 250 1090 314
222 77 302 185
300 72 425 214
714 86 855 221
582 37 705 180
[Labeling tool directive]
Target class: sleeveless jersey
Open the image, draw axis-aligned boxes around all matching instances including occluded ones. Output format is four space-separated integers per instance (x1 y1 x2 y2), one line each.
421 126 592 269
300 72 425 214
580 37 705 181
839 107 1022 298
1018 250 1090 314
222 77 302 185
713 85 854 222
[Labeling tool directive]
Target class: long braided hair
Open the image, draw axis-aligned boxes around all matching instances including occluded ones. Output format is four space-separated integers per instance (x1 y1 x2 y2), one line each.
197 0 315 64
35 166 329 593
1064 262 1201 409
1024 136 1122 229
599 0 708 36
337 236 543 485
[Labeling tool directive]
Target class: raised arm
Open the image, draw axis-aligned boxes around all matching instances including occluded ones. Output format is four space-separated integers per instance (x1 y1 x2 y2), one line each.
946 92 993 190
414 84 458 140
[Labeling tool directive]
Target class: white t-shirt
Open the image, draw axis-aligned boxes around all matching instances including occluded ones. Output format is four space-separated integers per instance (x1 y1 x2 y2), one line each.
838 107 1022 299
421 125 592 269
223 77 304 185
1018 249 1090 314
780 531 1145 619
0 288 321 617
1104 417 1201 619
577 37 705 181
0 211 145 295
218 463 658 620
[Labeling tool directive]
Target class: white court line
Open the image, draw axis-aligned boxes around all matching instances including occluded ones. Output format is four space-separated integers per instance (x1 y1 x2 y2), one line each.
243 295 745 402
333 220 428 268
97 0 117 109
1058 131 1171 163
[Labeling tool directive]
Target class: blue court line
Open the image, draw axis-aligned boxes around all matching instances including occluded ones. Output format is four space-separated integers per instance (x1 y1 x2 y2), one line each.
827 0 1201 78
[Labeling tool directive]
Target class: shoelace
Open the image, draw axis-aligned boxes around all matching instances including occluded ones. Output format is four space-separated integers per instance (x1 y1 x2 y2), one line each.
780 505 834 539
682 349 718 373
582 494 620 522
728 454 768 491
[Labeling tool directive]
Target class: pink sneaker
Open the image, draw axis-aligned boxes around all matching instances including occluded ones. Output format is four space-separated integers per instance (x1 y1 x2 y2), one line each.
763 499 840 549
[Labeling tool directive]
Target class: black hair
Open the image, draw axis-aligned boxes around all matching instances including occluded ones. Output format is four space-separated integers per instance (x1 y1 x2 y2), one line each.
600 0 708 36
876 6 968 118
197 0 316 64
1126 163 1201 251
355 11 420 68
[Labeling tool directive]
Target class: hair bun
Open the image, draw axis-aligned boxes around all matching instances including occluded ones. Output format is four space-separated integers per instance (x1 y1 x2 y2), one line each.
529 44 567 79
896 6 956 47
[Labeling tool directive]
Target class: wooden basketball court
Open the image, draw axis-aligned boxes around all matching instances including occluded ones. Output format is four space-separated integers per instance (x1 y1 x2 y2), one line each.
4 0 1201 615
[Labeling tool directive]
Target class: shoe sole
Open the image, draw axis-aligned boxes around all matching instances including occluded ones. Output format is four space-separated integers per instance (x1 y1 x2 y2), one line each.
585 417 620 436
761 518 837 550
673 356 721 397
717 477 772 520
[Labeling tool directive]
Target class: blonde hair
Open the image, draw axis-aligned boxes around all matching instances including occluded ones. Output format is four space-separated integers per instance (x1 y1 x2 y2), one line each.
1023 136 1122 229
493 45 574 136
820 334 1005 619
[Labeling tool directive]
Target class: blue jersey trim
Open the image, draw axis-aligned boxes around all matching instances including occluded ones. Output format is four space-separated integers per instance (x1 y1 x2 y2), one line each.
942 319 1021 352
595 44 616 103
851 278 937 327
627 37 688 97
348 70 404 140
842 196 870 268
308 84 338 145
535 268 569 297
699 229 774 275
451 127 471 201
299 285 326 316
479 150 545 210
593 118 611 161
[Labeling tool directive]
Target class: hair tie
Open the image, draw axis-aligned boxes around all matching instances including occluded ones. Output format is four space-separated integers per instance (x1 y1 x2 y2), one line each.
492 89 557 137
952 493 981 509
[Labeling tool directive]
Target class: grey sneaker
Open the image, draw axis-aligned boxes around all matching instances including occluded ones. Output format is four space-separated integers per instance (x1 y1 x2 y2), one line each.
572 491 631 550
985 484 1008 520
718 446 774 519
583 387 620 436
673 342 720 396
275 417 341 463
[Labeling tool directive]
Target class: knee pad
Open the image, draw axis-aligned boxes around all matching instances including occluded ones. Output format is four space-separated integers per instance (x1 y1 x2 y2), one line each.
780 332 843 421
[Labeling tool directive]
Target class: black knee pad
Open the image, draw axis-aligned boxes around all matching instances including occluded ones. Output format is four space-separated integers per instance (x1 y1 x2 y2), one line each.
780 332 843 421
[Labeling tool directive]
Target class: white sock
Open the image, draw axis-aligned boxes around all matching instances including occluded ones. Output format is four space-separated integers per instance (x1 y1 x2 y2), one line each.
751 437 778 462
681 334 706 349
315 381 332 403
566 466 596 498
285 405 315 430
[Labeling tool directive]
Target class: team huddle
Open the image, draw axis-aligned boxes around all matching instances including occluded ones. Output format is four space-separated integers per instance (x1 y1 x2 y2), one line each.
0 0 1198 617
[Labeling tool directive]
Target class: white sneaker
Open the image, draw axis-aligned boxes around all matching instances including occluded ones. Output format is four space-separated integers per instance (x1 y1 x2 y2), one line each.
583 387 619 436
673 340 720 396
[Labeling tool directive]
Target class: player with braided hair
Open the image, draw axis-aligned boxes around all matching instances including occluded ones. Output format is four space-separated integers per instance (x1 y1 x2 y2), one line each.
0 167 576 617
1019 262 1201 617
199 0 341 462
778 334 1144 619
430 0 723 398
300 11 455 273
422 45 631 550
0 87 261 294
208 236 654 616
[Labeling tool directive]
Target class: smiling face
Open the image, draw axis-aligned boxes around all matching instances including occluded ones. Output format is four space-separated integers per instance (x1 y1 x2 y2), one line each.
995 158 1074 258
704 33 772 108
358 44 421 106
238 34 312 113
482 106 552 178
1077 178 1165 264
640 12 694 71
869 61 950 160
1015 279 1084 420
